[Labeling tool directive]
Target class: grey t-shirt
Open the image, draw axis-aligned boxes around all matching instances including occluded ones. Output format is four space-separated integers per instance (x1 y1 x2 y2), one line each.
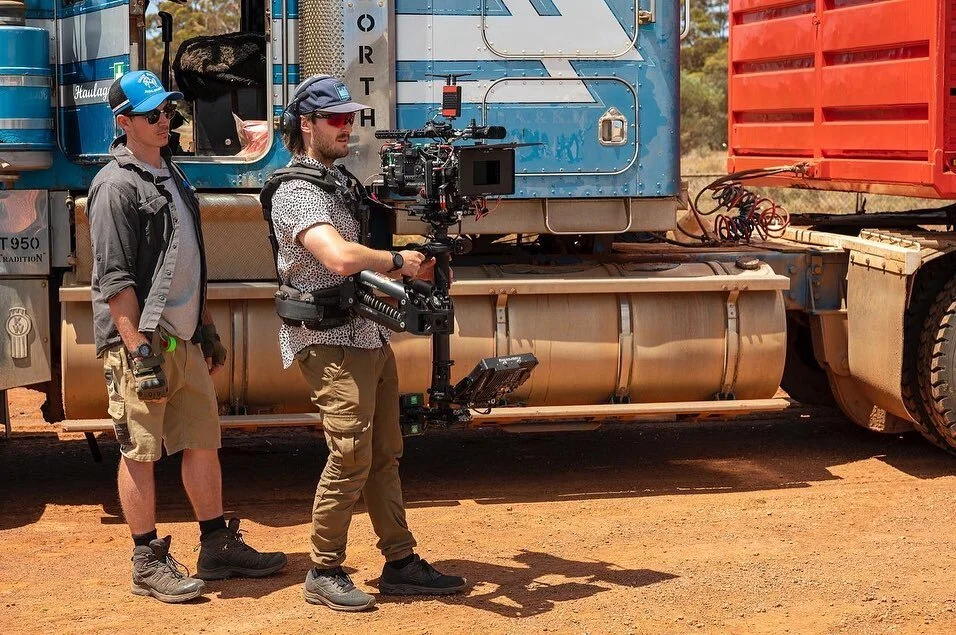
144 163 201 339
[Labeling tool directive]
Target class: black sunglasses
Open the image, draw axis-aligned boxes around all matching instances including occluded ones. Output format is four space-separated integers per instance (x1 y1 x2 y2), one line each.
129 102 178 125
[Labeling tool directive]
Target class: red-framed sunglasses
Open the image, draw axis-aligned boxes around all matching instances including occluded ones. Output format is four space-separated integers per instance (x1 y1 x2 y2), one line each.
129 102 178 125
310 112 356 128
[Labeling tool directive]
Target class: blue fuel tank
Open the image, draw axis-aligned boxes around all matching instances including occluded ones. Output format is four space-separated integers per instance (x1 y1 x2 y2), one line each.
0 23 54 173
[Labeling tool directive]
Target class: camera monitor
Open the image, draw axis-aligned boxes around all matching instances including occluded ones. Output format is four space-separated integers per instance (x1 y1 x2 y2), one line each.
457 145 515 197
453 353 538 406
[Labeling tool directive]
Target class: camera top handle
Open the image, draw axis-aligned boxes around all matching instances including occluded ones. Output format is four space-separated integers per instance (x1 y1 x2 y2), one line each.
375 120 507 142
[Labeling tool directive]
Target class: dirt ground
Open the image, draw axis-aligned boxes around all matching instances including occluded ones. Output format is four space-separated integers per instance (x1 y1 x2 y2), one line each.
2 388 956 634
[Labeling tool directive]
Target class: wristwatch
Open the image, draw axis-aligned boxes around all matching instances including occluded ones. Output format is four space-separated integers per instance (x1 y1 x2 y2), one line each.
132 342 152 359
388 251 404 272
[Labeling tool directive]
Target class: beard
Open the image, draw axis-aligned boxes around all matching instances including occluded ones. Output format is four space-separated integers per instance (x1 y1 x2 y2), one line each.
309 131 349 163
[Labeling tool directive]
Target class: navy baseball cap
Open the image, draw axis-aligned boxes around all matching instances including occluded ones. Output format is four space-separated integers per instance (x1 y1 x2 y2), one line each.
295 75 368 114
108 70 183 115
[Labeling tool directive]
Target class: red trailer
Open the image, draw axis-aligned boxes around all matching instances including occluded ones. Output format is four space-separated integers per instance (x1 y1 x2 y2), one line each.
728 0 956 198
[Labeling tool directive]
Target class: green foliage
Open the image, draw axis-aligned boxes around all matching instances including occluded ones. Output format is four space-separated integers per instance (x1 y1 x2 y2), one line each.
681 2 726 73
680 1 728 153
680 72 723 153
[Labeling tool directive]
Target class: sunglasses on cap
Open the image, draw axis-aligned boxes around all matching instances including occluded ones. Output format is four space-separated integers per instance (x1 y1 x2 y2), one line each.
128 102 178 125
308 111 356 128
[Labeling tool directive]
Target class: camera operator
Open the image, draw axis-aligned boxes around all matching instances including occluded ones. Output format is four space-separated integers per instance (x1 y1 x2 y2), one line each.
263 75 466 611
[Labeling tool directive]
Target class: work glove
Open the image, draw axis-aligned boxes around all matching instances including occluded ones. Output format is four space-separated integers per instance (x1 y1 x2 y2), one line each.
200 324 227 367
131 354 168 402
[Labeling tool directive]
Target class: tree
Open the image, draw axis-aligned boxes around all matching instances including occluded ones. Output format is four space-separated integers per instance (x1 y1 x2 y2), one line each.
680 1 729 153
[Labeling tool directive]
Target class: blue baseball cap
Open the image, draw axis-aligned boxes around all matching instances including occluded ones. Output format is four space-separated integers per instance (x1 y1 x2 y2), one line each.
108 70 183 115
294 75 368 114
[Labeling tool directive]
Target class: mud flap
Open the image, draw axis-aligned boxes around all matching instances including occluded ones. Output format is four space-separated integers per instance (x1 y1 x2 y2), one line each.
0 279 51 392
846 262 913 421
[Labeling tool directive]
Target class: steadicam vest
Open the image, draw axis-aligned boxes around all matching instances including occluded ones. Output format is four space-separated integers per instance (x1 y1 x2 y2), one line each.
259 162 370 330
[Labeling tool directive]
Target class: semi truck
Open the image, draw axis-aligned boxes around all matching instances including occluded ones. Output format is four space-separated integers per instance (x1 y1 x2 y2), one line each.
2 0 956 455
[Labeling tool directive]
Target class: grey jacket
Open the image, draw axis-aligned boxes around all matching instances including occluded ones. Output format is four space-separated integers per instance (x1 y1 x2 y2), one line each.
88 136 207 356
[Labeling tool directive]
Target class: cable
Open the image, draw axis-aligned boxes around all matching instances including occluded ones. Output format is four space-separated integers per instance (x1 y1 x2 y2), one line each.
678 163 805 245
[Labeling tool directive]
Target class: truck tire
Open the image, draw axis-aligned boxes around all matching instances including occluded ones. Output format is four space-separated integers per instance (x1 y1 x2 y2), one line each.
903 264 953 451
916 275 956 452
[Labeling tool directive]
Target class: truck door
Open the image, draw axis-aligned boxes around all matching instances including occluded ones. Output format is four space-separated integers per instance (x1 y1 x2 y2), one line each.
55 0 131 157
1 2 59 401
1 0 128 411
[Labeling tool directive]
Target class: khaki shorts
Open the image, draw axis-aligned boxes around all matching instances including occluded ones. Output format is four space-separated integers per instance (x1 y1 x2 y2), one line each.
103 330 221 462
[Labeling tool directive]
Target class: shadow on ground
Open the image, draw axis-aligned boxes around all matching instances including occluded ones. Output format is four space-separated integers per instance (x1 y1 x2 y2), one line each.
2 403 954 531
202 551 312 600
372 549 676 618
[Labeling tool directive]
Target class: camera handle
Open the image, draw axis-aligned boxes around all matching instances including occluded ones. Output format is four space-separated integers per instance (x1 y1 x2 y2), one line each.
344 227 459 411
403 222 474 411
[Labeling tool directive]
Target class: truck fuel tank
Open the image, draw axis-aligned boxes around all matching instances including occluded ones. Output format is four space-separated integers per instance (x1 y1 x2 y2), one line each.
58 263 788 418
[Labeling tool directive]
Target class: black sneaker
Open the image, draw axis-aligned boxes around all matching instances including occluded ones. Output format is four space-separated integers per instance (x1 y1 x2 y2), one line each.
303 567 376 612
131 536 205 603
380 555 466 595
196 518 288 580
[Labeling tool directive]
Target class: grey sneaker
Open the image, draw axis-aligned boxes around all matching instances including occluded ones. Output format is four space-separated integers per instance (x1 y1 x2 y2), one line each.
196 518 288 580
380 555 466 595
131 536 205 603
303 567 376 612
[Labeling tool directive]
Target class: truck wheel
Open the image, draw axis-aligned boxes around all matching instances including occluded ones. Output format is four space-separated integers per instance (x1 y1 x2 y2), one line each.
903 265 953 451
916 275 956 452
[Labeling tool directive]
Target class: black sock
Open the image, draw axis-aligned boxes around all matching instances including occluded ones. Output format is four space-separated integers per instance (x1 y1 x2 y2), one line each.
198 515 227 539
132 529 158 548
387 554 415 570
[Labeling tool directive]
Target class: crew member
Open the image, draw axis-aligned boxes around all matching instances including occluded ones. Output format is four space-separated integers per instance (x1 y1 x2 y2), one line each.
89 70 287 603
263 75 466 611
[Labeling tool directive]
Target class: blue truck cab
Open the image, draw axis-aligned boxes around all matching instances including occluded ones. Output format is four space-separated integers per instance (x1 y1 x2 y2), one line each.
1 0 689 428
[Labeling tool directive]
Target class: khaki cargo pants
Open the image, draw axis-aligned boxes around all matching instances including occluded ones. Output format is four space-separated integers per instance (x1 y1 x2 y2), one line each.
296 343 417 568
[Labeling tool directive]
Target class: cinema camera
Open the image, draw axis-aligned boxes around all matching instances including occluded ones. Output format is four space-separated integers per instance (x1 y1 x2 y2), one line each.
375 118 515 227
342 99 537 432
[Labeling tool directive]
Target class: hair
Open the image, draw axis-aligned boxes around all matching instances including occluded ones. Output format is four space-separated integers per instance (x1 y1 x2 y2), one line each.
281 117 305 155
282 112 320 155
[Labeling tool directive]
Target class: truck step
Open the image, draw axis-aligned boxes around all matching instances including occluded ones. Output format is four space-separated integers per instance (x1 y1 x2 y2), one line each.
470 398 790 427
59 399 789 434
60 413 323 434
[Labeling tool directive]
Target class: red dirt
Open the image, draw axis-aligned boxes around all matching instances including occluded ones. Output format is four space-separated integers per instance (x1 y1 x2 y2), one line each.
3 387 956 633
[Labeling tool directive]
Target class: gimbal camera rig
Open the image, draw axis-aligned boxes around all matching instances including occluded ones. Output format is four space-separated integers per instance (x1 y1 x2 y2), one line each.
344 76 538 431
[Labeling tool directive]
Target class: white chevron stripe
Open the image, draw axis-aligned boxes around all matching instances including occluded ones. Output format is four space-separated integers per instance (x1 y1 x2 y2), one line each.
395 1 640 105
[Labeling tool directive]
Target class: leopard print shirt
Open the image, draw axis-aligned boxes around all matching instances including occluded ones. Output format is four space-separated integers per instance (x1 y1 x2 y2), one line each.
271 155 388 368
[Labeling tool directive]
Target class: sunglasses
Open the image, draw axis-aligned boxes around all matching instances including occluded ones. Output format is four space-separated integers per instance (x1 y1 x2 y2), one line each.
129 103 178 125
309 112 355 128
